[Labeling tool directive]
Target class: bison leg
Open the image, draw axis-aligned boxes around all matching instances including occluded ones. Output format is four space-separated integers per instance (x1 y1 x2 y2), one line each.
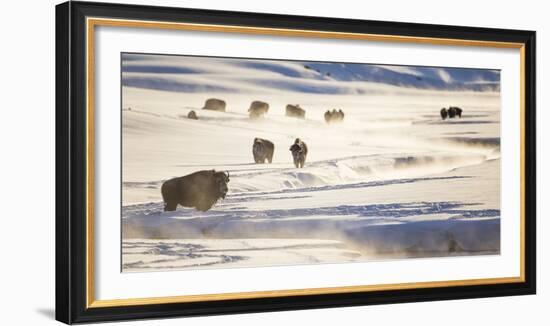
164 201 177 212
267 154 273 164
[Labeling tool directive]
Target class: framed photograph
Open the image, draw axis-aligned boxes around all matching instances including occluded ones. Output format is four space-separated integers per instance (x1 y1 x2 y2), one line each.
56 1 536 324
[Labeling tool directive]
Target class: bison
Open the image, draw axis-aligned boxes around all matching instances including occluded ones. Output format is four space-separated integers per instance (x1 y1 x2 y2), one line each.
203 98 226 112
285 104 306 119
440 107 463 120
447 107 457 118
324 110 331 123
440 108 448 120
289 138 308 168
449 106 463 118
161 170 230 212
252 137 275 164
324 109 344 123
248 101 269 119
337 109 345 121
187 110 198 120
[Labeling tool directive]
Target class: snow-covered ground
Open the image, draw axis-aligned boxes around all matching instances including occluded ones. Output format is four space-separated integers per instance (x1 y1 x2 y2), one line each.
121 54 500 272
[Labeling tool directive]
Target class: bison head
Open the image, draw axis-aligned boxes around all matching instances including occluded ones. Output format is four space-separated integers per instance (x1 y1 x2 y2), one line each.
212 171 230 199
289 143 302 154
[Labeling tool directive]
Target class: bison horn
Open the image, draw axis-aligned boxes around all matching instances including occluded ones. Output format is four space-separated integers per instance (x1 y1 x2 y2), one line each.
225 171 230 179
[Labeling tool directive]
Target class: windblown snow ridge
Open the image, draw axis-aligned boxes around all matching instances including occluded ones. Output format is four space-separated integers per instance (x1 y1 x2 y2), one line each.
121 53 501 93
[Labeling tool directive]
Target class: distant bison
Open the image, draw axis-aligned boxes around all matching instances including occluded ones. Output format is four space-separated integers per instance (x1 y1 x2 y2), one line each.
285 104 306 119
252 137 275 164
161 170 230 212
187 110 198 120
440 106 463 120
448 106 463 118
203 98 226 112
289 138 308 168
440 108 448 120
248 101 269 119
324 109 344 123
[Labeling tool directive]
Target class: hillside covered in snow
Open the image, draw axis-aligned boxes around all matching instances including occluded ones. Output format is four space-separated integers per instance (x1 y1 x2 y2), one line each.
122 53 500 94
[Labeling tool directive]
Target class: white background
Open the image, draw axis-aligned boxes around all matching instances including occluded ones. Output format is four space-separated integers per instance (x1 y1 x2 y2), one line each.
0 0 546 325
95 23 520 300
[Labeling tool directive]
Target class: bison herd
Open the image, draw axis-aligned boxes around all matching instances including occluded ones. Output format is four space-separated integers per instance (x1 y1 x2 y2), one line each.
161 136 310 212
185 98 345 123
440 106 463 120
161 98 464 211
324 109 344 123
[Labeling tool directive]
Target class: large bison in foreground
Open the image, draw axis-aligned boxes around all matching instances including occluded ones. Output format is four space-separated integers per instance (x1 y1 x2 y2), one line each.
248 101 269 119
252 137 275 163
161 170 230 212
203 98 226 112
285 104 306 119
289 138 308 168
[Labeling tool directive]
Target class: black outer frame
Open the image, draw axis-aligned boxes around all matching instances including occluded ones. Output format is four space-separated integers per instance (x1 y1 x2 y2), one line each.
55 1 536 324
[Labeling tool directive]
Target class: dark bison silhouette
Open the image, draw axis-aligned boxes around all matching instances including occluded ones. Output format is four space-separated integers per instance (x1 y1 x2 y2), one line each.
187 110 198 120
248 101 269 119
440 108 448 120
289 138 308 168
448 106 463 118
161 170 230 212
440 106 463 120
324 109 344 123
252 137 275 164
285 104 306 119
202 98 226 112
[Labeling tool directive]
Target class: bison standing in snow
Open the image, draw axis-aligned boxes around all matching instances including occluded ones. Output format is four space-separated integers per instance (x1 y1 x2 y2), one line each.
252 137 275 164
248 101 269 119
203 98 226 112
289 138 308 168
448 106 463 118
440 108 448 120
187 110 198 120
285 104 306 119
161 170 230 212
324 109 344 123
441 106 463 119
